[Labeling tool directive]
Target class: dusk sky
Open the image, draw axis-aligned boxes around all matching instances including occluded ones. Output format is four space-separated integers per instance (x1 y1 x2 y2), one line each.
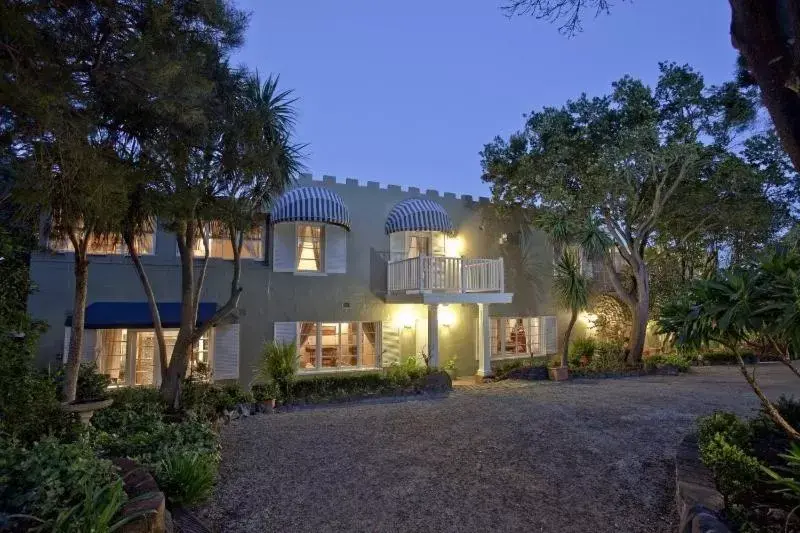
233 0 737 198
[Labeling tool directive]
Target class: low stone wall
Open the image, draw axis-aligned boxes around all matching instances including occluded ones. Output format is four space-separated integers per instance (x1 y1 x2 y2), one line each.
675 433 730 533
114 458 168 533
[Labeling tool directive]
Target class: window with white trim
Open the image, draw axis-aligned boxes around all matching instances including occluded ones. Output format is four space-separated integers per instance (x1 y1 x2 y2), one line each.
297 321 380 371
491 317 545 359
94 328 211 386
296 223 324 271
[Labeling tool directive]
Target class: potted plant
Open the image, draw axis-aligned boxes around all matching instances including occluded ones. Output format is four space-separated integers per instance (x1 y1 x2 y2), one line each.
548 357 570 381
60 362 113 424
251 382 277 412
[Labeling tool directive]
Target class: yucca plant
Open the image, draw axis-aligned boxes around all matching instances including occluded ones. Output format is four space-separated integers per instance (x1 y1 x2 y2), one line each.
553 249 591 369
258 342 299 403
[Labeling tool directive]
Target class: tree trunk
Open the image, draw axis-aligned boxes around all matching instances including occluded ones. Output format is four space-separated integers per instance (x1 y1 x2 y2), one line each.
730 0 800 172
733 348 800 441
626 256 650 364
124 232 169 383
629 298 648 365
64 249 89 402
561 309 578 368
161 221 196 409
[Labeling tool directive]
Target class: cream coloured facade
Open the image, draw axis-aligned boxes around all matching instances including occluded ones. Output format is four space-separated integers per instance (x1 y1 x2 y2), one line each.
28 174 579 384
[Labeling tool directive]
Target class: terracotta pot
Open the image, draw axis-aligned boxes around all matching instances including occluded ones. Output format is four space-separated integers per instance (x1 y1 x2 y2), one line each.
548 366 569 381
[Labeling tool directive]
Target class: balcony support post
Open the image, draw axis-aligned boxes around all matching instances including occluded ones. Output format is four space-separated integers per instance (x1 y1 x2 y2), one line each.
476 303 493 377
427 304 439 368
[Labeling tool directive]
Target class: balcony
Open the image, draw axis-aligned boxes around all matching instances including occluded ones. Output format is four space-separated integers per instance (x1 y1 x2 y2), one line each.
387 256 505 295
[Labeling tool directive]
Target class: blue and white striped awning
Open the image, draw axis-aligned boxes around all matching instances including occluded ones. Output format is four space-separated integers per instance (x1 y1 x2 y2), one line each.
385 198 455 234
271 186 351 230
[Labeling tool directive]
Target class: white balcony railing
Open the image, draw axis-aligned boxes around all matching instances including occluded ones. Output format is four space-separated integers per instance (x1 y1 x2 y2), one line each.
387 256 504 294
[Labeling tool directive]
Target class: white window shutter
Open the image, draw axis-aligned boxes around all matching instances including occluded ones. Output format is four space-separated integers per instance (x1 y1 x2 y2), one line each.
389 233 405 261
272 223 295 272
82 330 97 363
432 232 446 256
273 322 298 345
381 321 400 367
325 225 347 273
63 327 71 364
544 316 557 354
213 324 240 380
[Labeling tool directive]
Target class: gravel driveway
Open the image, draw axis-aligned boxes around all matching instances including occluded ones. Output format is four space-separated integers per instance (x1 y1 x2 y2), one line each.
199 365 799 533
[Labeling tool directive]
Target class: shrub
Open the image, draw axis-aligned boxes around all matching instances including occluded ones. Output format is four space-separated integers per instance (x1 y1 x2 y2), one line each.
91 387 165 434
54 362 112 403
697 412 753 451
76 363 111 401
221 383 253 405
769 396 800 430
493 359 526 379
155 451 216 506
288 366 435 403
0 436 118 525
258 342 298 402
24 479 143 533
643 353 691 372
700 432 762 504
586 341 627 372
93 412 218 468
292 372 390 401
569 337 596 366
251 382 277 402
444 356 457 378
0 323 79 444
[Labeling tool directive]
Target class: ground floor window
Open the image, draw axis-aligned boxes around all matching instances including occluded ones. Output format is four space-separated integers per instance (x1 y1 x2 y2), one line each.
95 328 212 386
297 321 380 371
491 317 544 359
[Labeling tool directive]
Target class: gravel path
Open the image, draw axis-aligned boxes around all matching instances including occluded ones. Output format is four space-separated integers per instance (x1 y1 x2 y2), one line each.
199 365 799 533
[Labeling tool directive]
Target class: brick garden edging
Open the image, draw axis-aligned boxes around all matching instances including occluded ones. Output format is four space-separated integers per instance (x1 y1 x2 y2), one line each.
675 433 731 533
113 458 168 533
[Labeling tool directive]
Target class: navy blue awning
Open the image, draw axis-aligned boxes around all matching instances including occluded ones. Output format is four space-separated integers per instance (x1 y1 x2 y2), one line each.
65 302 218 329
271 186 351 229
385 198 455 235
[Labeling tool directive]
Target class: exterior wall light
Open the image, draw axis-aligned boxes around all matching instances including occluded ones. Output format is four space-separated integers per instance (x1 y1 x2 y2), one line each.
439 305 456 328
445 235 464 257
396 309 415 330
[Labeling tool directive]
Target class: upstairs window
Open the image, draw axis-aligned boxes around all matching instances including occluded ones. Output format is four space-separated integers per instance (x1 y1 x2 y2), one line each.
50 220 154 256
191 221 264 260
296 223 324 272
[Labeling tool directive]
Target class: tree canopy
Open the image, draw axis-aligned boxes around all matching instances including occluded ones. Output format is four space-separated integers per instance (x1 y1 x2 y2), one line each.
481 63 791 362
1 0 302 406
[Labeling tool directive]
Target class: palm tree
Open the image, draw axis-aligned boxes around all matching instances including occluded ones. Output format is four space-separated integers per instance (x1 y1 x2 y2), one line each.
553 248 591 369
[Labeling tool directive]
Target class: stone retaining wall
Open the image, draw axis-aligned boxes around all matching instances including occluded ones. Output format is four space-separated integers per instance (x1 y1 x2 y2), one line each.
114 458 168 533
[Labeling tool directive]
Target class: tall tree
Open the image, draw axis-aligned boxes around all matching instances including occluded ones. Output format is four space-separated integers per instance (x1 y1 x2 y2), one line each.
2 1 140 401
128 68 302 408
501 0 800 178
481 64 772 363
2 0 250 401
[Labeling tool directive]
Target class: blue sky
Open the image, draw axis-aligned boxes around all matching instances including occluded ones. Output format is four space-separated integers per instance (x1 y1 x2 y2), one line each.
232 0 737 198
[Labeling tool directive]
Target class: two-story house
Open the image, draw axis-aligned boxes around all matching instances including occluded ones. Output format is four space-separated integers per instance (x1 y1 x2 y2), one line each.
28 174 569 386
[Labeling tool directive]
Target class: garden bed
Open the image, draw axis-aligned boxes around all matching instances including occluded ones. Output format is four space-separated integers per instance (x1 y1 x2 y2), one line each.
692 398 800 532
